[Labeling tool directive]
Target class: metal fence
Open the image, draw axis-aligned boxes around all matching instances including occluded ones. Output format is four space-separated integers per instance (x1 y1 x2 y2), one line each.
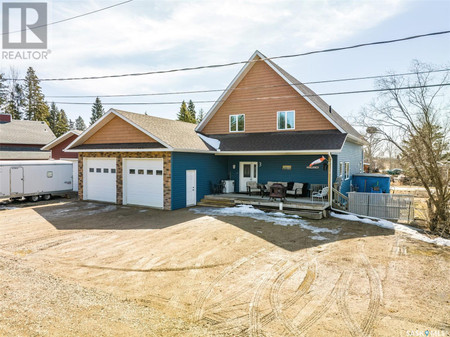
348 192 414 223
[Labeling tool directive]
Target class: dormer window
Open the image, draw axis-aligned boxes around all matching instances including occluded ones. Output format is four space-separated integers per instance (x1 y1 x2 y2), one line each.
230 114 245 132
277 110 295 130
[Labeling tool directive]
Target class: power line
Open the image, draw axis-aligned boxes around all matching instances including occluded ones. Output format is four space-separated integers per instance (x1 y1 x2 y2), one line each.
51 83 450 105
46 68 450 99
2 0 134 35
7 30 450 82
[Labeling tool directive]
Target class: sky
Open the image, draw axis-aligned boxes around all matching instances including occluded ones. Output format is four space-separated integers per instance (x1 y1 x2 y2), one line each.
2 0 450 126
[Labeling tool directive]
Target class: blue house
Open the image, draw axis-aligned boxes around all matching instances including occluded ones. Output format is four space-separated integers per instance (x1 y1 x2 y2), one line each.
67 51 365 210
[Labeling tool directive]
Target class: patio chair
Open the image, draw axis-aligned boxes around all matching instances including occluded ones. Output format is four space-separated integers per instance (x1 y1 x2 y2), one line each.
210 181 223 194
312 186 329 202
246 181 261 196
286 182 304 198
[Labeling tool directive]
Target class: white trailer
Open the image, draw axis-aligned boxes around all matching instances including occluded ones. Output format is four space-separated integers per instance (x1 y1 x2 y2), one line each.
0 160 73 201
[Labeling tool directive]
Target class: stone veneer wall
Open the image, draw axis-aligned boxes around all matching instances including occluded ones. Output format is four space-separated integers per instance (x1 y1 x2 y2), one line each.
78 152 172 210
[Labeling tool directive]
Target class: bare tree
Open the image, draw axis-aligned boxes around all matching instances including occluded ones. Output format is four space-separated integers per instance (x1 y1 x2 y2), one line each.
360 60 449 234
364 127 384 172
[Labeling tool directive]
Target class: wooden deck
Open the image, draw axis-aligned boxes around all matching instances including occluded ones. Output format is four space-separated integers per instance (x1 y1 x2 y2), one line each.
201 193 329 211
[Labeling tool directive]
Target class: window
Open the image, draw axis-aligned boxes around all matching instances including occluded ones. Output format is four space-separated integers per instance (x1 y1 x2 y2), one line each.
111 169 116 174
129 169 135 174
103 168 109 173
138 169 144 175
96 168 101 173
89 168 94 173
344 162 350 179
156 170 163 176
339 162 343 177
277 111 295 130
147 170 153 175
47 171 53 178
230 114 245 132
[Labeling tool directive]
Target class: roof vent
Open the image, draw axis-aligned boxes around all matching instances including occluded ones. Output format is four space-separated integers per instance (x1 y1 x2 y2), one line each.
0 113 12 123
329 105 332 114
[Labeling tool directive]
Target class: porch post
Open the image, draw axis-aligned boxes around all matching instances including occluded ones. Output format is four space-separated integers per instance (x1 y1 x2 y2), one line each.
328 153 333 206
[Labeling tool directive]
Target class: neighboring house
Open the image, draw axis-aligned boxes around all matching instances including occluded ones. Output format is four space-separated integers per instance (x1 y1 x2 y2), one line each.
0 113 56 160
41 130 81 191
66 50 365 210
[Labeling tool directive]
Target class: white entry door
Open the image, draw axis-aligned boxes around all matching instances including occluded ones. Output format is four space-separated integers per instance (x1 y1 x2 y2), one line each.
186 170 197 206
85 158 116 203
10 167 24 196
124 158 164 208
239 162 258 192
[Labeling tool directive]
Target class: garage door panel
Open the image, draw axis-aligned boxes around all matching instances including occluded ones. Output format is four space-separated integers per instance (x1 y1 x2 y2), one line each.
85 158 116 203
124 159 163 208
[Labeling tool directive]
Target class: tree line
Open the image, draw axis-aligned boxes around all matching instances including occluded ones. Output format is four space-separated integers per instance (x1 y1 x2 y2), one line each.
0 67 105 137
177 99 204 124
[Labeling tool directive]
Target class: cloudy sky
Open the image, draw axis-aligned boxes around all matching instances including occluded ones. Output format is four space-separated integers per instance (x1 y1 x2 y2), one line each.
3 0 450 125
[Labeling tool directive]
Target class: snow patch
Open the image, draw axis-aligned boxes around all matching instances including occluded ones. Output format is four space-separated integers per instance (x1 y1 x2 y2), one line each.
191 205 340 235
310 235 328 241
198 133 221 150
331 212 450 247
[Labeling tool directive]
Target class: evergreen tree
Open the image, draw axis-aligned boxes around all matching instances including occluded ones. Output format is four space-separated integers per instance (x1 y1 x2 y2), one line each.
90 97 104 125
187 99 197 123
0 73 7 111
177 100 190 122
69 119 75 130
4 70 24 119
23 67 49 122
47 102 59 134
196 108 205 123
55 109 69 137
75 116 86 131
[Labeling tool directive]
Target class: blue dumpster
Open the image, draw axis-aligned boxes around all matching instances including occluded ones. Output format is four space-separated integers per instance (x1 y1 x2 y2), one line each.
352 173 390 193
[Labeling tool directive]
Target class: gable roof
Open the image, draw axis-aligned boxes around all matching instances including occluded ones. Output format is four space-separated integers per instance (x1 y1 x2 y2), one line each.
0 119 56 145
196 50 364 143
41 130 81 151
66 109 212 152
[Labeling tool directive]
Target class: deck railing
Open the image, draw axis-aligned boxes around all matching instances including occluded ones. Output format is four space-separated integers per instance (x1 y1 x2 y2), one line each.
347 192 414 223
332 188 348 210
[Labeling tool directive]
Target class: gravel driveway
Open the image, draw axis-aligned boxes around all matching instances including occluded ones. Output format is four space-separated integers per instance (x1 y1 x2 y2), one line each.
0 200 448 336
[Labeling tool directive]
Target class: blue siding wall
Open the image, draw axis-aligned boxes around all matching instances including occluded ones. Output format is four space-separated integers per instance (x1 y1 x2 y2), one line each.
226 155 337 192
171 153 228 210
337 140 364 195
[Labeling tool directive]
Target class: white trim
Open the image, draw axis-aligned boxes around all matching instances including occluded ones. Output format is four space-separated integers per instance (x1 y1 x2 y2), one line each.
344 161 350 180
229 114 245 132
195 50 260 132
276 110 295 130
339 161 343 177
65 148 170 153
112 110 173 149
196 50 348 135
65 108 173 151
41 130 80 151
215 149 342 156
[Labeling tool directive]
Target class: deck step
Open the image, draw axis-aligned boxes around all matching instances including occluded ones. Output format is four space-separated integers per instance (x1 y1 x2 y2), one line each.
197 198 235 208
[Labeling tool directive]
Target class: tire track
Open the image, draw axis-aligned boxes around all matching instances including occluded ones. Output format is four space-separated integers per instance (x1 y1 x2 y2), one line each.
295 271 352 335
358 244 383 337
248 259 286 337
270 262 317 336
336 270 363 337
192 248 266 322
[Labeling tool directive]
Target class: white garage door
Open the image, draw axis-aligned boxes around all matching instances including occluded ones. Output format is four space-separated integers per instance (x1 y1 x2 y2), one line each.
124 158 163 208
85 158 116 203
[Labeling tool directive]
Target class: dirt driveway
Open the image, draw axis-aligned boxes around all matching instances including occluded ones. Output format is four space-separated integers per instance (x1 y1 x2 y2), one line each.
0 200 448 336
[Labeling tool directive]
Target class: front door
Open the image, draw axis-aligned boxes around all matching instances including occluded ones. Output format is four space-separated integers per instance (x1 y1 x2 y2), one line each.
186 170 197 206
10 167 24 196
239 162 258 192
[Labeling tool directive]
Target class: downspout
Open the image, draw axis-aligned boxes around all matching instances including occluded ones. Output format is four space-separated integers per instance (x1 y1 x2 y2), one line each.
328 152 332 207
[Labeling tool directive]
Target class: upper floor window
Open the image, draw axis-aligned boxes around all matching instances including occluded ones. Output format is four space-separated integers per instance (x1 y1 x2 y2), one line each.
339 162 343 177
277 110 295 130
230 114 245 132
